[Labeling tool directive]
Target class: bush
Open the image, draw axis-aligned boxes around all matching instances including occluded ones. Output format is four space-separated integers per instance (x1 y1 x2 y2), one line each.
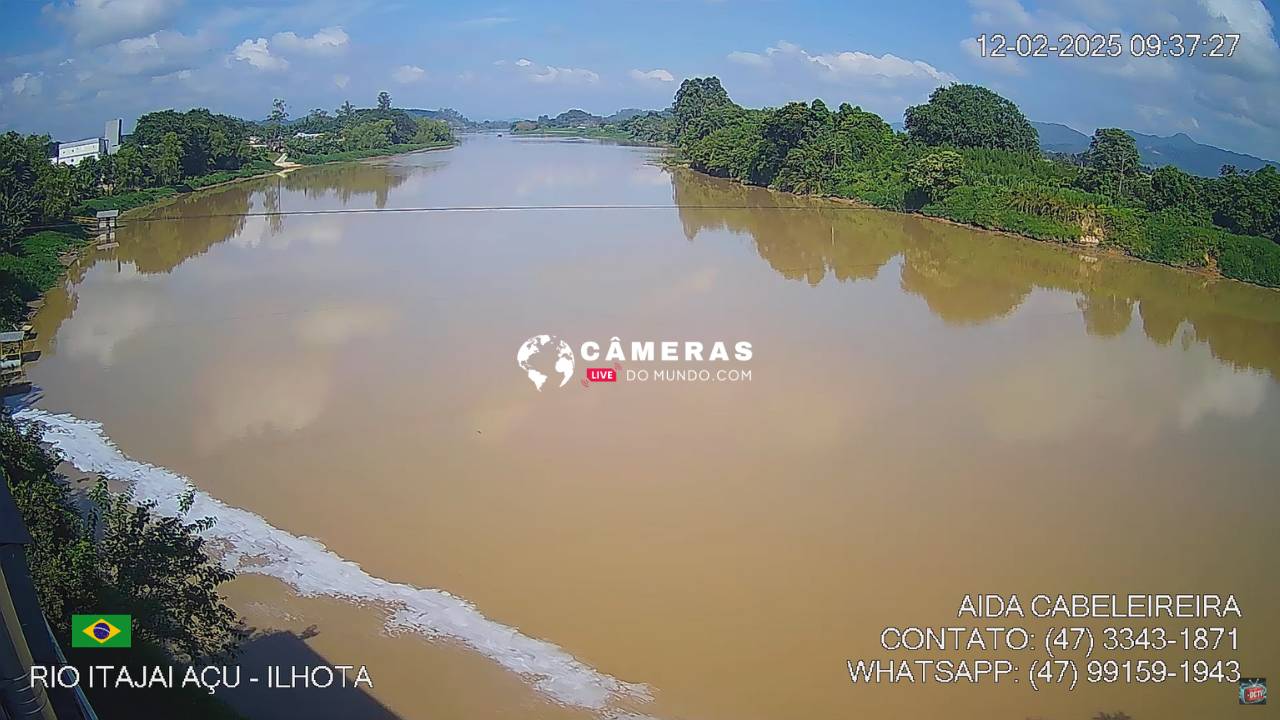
922 185 1081 240
1215 232 1280 286
185 160 277 189
2 409 241 659
958 147 1079 187
0 230 84 328
293 141 451 165
908 149 964 202
72 187 177 216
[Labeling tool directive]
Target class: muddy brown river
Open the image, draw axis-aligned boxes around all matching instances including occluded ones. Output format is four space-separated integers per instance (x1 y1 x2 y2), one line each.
15 135 1280 719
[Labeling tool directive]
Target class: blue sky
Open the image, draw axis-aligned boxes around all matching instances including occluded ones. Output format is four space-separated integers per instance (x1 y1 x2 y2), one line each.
2 0 1279 159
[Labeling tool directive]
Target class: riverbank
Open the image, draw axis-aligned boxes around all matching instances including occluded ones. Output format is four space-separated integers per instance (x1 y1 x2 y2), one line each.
667 157 1280 292
0 141 456 330
512 127 643 143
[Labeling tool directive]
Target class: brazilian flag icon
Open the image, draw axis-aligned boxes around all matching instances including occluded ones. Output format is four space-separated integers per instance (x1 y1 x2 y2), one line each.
71 615 132 648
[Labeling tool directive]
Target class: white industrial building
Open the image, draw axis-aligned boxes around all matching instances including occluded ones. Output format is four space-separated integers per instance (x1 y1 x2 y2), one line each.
55 137 106 166
55 119 123 166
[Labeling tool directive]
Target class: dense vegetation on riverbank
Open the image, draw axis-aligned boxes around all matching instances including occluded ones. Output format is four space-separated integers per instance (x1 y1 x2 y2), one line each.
0 92 456 329
1 409 243 718
291 139 453 165
610 78 1280 287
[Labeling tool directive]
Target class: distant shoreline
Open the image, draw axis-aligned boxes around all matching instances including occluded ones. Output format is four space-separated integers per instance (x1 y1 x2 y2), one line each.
109 140 458 222
8 142 458 329
664 159 1280 293
479 132 1278 290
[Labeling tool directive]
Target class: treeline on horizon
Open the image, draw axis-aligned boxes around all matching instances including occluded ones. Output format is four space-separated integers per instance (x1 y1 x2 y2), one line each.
608 78 1280 288
0 91 454 328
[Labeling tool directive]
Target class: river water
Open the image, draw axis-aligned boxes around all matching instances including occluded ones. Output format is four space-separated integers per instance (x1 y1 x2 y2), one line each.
16 134 1280 719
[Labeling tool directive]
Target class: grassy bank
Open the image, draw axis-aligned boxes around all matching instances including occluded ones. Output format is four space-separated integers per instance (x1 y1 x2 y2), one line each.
0 229 87 328
70 160 282 217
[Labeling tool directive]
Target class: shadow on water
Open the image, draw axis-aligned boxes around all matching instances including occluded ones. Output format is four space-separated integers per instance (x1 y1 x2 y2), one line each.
672 168 1280 378
221 627 403 720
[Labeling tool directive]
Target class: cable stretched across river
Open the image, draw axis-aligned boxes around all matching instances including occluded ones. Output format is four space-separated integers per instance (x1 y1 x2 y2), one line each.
19 202 886 232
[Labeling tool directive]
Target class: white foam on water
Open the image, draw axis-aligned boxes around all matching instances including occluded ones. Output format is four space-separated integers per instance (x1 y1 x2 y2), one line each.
12 407 654 715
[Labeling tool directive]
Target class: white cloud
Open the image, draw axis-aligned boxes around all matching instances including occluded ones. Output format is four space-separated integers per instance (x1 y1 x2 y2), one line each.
231 38 288 71
9 73 43 97
58 0 182 47
150 68 191 84
729 40 958 86
271 27 349 56
333 73 349 89
107 29 210 77
504 57 599 85
11 76 36 97
629 68 675 83
727 50 770 68
392 64 426 84
810 49 956 83
533 66 599 84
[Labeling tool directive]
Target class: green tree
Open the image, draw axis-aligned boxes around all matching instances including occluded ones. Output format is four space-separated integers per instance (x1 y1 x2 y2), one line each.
2 409 241 660
1080 128 1140 199
89 482 240 662
33 163 81 220
348 119 393 150
0 415 98 627
905 84 1039 152
412 117 453 143
151 132 184 186
672 77 737 144
0 132 45 250
268 98 289 125
908 149 965 201
1207 165 1280 242
766 100 837 192
377 91 392 111
130 108 251 176
111 145 146 191
1148 165 1201 212
337 100 356 120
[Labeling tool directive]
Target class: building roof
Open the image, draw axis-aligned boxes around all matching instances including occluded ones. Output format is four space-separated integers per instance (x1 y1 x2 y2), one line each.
0 331 25 343
60 137 102 150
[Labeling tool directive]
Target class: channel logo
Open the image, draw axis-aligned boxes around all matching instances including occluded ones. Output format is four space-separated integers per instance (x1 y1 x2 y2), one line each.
1240 677 1267 705
71 615 132 649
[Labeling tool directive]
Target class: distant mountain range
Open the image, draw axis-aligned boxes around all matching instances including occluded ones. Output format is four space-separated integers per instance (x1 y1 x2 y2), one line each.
888 120 1276 177
1030 122 1278 177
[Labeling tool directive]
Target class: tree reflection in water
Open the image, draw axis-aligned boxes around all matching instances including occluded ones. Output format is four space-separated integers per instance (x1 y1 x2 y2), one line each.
672 167 1280 378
